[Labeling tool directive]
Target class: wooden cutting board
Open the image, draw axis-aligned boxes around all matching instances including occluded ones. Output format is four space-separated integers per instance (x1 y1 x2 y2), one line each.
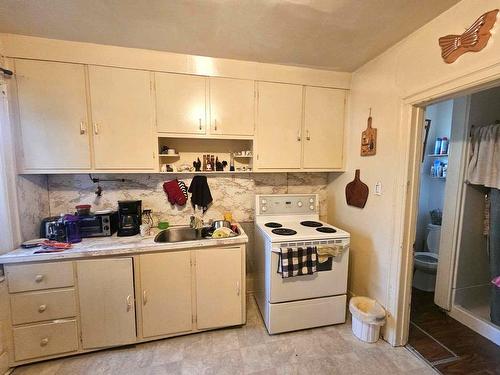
345 169 369 208
361 115 377 156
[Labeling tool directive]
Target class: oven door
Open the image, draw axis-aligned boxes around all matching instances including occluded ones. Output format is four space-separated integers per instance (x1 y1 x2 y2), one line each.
78 216 104 237
269 239 349 303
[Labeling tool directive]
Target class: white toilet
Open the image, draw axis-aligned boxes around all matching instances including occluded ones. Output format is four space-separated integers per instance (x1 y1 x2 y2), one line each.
413 224 441 292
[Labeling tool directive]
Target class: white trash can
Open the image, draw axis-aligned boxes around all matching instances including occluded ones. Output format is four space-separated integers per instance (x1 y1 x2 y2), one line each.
349 296 386 343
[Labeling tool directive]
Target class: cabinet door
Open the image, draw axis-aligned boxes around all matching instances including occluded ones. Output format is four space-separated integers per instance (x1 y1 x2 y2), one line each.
77 258 136 349
88 66 154 169
155 72 207 134
256 82 303 169
209 77 254 136
303 87 346 169
15 59 90 170
139 252 192 338
195 247 243 329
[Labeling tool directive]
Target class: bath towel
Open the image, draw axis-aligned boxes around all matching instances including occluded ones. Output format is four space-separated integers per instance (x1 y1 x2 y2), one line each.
467 124 500 189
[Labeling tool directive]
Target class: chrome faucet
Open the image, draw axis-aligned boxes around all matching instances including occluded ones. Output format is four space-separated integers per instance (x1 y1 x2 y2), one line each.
190 214 204 230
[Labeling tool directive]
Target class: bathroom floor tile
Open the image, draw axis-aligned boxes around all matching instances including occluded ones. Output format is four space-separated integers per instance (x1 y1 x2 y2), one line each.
409 287 500 374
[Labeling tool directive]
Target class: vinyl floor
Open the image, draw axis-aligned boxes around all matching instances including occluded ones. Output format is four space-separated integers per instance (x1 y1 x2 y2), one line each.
12 295 434 375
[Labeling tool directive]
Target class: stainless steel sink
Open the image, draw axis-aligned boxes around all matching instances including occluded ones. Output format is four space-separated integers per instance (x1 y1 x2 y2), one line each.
154 227 202 243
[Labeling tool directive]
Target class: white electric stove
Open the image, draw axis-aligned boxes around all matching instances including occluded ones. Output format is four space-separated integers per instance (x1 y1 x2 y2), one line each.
254 194 350 334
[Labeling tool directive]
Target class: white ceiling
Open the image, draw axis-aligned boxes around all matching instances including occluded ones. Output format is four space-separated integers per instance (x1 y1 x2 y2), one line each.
0 0 461 72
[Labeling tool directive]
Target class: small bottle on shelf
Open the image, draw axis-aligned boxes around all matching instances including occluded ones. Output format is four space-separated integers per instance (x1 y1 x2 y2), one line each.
434 138 442 155
440 137 449 154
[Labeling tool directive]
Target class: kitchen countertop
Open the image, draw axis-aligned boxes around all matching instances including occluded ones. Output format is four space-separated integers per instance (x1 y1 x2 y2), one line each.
0 225 248 264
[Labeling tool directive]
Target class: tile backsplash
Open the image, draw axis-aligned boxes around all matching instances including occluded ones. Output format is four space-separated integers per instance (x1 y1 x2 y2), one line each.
47 173 329 225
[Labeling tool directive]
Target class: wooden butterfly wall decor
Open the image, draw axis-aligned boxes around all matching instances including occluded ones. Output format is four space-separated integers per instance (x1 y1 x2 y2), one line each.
439 9 498 64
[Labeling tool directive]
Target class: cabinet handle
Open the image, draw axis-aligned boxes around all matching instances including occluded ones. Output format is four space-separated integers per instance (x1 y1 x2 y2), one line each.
297 129 301 142
306 130 311 141
38 304 47 313
80 121 86 135
126 295 133 311
35 274 44 283
40 337 49 346
236 281 241 296
214 119 218 131
198 118 202 131
143 290 148 305
93 122 99 135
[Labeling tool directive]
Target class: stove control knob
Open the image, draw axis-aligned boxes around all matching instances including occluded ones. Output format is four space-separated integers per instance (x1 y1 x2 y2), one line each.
309 198 314 203
262 206 267 212
297 201 303 207
309 205 314 210
261 199 267 205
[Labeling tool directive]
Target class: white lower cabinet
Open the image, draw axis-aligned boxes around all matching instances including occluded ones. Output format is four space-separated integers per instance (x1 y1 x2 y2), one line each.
5 244 246 366
195 247 244 329
76 258 136 349
138 246 245 335
13 320 79 361
139 252 193 338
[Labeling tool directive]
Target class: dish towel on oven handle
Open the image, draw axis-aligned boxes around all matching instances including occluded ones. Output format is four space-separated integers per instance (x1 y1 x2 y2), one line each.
317 243 349 263
277 246 318 278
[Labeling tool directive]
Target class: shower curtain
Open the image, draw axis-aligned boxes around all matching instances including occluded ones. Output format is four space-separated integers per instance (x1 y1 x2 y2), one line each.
468 123 500 325
491 189 500 325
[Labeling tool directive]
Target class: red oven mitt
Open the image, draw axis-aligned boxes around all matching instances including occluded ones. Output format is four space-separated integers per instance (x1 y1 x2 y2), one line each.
163 179 187 206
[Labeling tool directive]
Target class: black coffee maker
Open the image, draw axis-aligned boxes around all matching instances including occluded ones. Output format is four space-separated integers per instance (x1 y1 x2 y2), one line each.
117 200 142 236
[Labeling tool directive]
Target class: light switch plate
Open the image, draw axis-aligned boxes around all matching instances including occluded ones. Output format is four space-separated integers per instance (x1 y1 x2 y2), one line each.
375 182 382 195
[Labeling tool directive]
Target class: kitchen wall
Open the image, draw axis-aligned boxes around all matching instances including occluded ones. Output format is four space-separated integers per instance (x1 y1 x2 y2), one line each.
327 0 500 342
16 174 50 241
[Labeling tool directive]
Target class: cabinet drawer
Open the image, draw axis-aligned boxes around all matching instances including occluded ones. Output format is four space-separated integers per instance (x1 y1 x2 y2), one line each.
11 289 77 325
6 262 74 293
13 319 78 361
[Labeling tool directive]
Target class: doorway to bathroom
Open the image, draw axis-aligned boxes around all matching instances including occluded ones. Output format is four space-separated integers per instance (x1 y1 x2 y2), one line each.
406 86 500 373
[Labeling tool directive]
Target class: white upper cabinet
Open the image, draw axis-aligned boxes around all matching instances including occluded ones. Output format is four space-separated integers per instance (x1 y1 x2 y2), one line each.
12 58 346 173
303 87 346 169
15 60 91 170
155 72 207 135
255 82 346 171
256 82 303 169
88 66 154 170
209 77 255 136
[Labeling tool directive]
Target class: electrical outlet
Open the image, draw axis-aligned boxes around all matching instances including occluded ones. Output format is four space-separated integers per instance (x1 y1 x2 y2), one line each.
375 182 382 195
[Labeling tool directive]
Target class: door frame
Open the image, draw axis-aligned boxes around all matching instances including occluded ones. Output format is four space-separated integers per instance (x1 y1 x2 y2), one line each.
387 68 500 346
